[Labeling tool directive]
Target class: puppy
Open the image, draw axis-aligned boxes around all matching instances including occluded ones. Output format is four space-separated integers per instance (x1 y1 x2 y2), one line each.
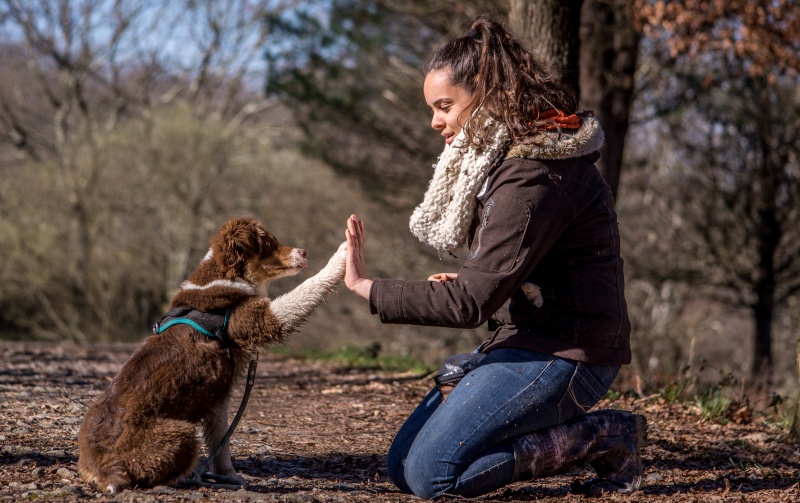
77 217 346 493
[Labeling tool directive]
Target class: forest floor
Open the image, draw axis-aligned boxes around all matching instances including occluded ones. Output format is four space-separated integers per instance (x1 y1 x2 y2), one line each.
1 341 799 502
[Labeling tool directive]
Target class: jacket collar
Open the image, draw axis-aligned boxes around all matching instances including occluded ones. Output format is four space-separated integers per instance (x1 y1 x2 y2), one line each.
506 113 604 160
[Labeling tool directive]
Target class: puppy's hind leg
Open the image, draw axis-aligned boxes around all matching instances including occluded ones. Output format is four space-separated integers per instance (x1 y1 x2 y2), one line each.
78 409 133 493
116 418 199 489
270 242 347 334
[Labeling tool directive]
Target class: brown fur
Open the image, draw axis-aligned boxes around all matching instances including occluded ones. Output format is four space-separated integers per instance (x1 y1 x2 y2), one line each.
77 217 345 493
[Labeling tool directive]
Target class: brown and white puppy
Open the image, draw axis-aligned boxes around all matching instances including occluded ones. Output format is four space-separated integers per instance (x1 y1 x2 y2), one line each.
77 217 346 493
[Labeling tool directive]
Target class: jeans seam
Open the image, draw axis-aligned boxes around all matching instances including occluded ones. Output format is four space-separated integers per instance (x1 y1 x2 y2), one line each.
455 455 514 489
557 363 596 420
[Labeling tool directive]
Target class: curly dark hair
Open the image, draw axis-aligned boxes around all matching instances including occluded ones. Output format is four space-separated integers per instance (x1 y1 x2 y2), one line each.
422 14 578 147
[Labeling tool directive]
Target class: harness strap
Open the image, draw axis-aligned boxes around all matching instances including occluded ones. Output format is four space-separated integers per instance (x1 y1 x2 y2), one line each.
153 307 230 345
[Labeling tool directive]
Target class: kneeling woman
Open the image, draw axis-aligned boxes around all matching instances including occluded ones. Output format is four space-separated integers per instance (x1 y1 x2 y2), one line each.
343 14 645 499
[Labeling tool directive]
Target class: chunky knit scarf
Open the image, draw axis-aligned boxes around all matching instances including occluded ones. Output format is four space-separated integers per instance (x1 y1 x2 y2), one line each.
409 112 604 253
408 114 510 253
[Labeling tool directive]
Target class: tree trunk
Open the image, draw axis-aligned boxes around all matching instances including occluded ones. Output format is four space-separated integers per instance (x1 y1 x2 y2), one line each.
509 0 583 96
751 210 779 385
750 83 782 384
751 298 773 386
578 0 639 201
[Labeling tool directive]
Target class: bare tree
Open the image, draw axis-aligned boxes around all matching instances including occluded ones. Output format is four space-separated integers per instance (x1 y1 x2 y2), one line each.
629 0 800 398
624 59 800 389
0 0 295 340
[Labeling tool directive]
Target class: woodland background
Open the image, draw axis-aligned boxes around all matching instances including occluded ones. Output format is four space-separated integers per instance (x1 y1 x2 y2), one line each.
0 1 798 431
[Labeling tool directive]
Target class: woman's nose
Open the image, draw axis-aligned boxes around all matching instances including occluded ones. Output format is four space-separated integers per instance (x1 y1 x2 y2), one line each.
431 113 444 130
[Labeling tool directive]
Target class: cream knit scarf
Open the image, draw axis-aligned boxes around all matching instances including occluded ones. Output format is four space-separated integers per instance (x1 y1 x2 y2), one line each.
409 114 510 253
409 113 604 253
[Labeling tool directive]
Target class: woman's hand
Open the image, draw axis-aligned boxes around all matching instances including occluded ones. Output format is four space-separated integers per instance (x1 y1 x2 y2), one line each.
428 273 458 282
345 214 373 300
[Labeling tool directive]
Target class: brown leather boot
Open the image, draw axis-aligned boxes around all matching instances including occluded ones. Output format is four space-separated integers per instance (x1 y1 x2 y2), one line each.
511 409 647 494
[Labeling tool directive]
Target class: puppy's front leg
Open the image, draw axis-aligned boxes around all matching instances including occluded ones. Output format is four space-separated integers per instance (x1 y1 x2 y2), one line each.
269 242 347 334
202 397 246 486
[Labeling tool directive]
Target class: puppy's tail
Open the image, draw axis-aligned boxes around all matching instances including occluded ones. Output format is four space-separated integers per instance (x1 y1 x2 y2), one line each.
270 241 347 334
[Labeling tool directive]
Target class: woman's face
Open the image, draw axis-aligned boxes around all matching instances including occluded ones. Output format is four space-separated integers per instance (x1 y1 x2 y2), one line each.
423 69 475 145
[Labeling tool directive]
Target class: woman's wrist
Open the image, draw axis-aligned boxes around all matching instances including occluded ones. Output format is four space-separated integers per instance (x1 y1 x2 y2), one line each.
350 279 373 301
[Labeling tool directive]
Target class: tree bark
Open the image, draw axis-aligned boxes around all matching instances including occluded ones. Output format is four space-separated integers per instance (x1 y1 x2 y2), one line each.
578 0 640 201
509 0 583 97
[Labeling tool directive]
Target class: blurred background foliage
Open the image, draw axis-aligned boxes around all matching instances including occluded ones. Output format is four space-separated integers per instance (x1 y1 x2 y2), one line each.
0 0 798 423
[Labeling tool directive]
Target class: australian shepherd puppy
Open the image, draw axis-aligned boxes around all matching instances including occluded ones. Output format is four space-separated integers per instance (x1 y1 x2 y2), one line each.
77 217 346 493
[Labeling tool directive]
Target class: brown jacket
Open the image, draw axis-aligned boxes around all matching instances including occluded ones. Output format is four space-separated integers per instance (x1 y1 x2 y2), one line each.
369 147 631 365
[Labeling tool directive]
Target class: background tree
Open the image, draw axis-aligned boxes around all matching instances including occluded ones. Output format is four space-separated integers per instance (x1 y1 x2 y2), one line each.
624 1 800 390
0 0 295 340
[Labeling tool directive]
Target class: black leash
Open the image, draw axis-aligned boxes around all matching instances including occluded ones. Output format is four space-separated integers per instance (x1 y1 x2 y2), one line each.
190 351 259 488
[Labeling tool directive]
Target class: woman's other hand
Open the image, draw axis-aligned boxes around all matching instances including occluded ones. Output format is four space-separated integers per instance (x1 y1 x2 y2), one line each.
428 273 458 282
345 214 373 300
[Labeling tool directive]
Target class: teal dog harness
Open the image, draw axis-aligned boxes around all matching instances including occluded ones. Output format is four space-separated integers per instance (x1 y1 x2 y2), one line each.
153 307 230 345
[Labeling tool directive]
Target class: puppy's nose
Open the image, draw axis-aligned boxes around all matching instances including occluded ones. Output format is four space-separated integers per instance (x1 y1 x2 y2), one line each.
298 249 307 258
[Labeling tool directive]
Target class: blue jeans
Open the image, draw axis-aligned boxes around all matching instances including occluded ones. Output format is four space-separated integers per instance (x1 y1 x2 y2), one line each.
387 348 619 499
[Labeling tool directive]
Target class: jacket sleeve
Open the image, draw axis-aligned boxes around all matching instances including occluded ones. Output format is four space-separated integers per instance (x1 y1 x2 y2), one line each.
370 161 574 328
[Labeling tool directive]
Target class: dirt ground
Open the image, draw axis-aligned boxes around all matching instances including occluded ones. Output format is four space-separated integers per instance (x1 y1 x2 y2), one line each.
1 341 799 502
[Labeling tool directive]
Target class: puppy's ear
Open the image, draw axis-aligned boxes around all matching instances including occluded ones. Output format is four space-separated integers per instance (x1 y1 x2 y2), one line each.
212 218 262 276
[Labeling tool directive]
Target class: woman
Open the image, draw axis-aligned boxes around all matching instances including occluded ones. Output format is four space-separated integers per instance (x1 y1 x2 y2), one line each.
344 14 645 499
